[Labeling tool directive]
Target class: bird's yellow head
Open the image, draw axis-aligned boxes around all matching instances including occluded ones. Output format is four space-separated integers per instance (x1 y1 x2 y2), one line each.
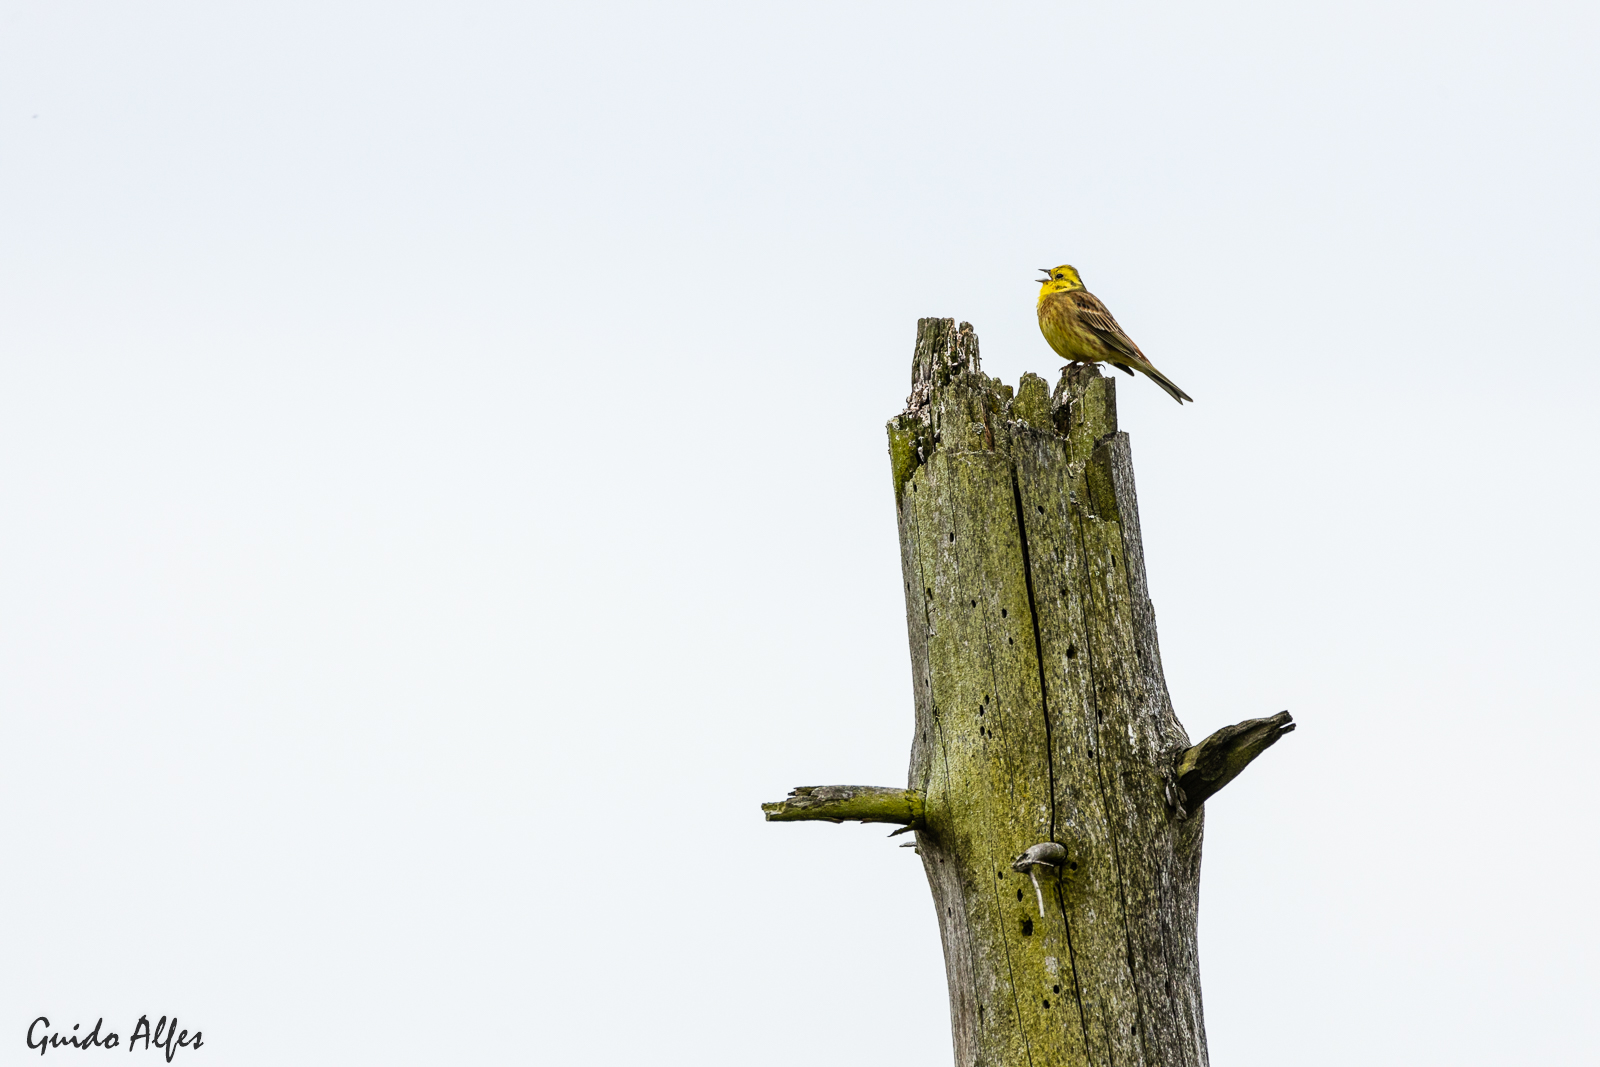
1036 265 1084 305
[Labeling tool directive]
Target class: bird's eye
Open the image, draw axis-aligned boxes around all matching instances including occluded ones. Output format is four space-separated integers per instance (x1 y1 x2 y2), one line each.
1054 274 1063 280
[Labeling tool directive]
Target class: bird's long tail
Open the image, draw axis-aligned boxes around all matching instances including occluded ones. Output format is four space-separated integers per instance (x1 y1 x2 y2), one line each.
1137 362 1194 405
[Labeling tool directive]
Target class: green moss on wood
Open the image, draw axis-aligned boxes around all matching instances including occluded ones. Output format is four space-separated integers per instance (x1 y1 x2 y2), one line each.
1085 441 1121 523
762 785 925 825
1012 372 1051 429
1063 367 1118 471
887 416 925 502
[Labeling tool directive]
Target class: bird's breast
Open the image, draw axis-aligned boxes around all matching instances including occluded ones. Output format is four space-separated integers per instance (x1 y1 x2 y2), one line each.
1038 295 1097 361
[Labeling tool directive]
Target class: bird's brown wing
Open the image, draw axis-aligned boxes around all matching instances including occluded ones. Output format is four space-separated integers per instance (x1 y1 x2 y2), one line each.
1068 290 1146 362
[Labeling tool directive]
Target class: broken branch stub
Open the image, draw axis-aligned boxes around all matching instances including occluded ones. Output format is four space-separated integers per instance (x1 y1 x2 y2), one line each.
761 785 924 826
1175 711 1296 813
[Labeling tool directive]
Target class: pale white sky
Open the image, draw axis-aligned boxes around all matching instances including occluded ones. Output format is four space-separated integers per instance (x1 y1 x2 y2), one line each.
2 2 1597 1064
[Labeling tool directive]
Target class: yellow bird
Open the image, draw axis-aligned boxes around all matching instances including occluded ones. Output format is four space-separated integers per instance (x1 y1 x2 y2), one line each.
1036 265 1193 404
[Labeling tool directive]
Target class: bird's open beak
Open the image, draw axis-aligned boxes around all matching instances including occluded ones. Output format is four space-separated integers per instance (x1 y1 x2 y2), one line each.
1036 269 1052 282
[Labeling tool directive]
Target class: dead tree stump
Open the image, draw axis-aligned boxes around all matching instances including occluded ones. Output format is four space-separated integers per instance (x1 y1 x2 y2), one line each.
764 319 1292 1067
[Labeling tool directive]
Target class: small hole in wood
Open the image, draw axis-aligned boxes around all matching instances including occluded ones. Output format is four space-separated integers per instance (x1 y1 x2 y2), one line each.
1037 505 1044 514
1043 999 1051 1009
1069 861 1078 871
1016 889 1023 901
971 599 976 608
1053 985 1061 994
1021 919 1034 936
948 532 954 541
1066 645 1077 658
1008 637 1014 645
1001 608 1007 618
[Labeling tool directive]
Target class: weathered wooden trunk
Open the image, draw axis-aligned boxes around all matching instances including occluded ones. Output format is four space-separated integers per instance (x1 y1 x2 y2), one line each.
765 319 1291 1067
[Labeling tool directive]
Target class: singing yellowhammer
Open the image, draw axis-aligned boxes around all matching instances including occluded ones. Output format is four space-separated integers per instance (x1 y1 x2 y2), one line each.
1037 265 1193 404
